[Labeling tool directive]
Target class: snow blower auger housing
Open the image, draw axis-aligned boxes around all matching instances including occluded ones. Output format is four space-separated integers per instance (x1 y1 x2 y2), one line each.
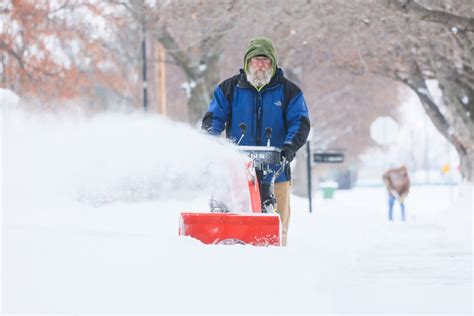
179 128 285 246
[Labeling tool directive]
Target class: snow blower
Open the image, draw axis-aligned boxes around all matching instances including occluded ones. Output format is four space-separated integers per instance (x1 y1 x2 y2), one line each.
179 126 285 246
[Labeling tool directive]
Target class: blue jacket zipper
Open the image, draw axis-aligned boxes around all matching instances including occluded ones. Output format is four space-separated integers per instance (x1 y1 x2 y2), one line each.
256 93 262 145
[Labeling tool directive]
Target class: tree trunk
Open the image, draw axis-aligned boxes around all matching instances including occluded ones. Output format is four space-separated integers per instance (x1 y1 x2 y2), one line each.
436 72 474 181
186 49 221 125
153 27 223 125
398 61 473 181
187 78 213 125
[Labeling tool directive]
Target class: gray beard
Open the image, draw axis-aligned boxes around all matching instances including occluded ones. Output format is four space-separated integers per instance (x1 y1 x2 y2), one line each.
246 68 273 88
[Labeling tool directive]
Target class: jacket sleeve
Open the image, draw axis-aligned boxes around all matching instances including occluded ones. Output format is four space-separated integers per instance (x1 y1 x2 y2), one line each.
201 86 231 135
284 92 311 152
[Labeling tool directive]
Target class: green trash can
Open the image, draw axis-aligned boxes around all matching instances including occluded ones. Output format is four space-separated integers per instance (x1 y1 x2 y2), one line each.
322 187 336 199
320 181 338 199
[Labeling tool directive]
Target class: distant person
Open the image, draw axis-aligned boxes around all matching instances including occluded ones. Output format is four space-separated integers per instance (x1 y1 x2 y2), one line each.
382 166 410 221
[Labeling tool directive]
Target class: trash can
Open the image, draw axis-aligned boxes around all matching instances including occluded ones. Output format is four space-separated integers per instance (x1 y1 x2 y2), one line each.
320 181 339 199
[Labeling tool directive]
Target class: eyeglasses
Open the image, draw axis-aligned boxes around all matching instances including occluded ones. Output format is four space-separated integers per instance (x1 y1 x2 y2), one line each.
250 56 271 66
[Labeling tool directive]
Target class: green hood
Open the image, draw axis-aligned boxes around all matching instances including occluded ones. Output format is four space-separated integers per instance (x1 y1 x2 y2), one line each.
243 37 277 77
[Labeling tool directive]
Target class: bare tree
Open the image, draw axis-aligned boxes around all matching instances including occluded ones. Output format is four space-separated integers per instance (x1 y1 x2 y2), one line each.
291 0 474 180
383 0 474 180
11 0 467 182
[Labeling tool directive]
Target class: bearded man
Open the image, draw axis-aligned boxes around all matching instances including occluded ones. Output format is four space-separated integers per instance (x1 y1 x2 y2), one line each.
201 37 310 246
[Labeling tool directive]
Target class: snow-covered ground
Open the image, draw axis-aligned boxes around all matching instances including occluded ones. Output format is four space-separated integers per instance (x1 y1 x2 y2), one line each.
2 106 472 314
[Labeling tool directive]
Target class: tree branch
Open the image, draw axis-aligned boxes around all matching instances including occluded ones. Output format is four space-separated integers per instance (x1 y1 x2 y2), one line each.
152 26 197 80
450 29 474 70
386 0 474 32
0 40 25 69
397 60 467 156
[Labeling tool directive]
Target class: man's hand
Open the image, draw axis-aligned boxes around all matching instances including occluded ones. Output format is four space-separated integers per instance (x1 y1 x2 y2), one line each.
281 144 295 163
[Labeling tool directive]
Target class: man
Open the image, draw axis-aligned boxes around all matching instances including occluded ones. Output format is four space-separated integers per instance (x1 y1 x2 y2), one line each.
201 37 310 245
382 166 410 221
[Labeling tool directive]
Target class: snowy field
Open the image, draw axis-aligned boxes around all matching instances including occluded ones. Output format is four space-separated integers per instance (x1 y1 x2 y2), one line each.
2 108 472 314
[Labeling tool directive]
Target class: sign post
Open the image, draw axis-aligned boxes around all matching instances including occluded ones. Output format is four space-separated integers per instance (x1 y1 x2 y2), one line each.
306 141 313 213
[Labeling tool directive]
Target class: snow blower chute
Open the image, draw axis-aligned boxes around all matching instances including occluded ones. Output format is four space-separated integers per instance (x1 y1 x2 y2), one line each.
179 127 285 246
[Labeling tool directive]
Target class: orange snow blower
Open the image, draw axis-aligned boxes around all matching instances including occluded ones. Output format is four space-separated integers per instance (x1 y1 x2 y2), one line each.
179 129 285 246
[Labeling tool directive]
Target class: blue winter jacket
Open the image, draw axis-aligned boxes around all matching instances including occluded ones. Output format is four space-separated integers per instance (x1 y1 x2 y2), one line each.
202 68 310 183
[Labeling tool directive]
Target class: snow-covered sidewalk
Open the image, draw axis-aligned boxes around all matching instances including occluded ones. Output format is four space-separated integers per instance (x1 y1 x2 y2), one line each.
3 185 471 314
2 108 471 314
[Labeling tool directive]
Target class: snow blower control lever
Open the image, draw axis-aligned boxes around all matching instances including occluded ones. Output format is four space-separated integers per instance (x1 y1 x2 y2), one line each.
237 123 247 145
265 127 272 147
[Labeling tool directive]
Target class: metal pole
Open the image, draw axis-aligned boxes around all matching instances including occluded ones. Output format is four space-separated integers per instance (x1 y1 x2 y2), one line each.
142 25 148 111
306 141 313 213
158 42 167 115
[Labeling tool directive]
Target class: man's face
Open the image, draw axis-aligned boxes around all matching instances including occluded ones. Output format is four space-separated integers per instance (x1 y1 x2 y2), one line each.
247 56 273 87
248 56 272 79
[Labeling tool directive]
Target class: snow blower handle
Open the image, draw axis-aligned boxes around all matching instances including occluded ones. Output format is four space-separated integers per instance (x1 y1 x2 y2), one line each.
272 154 287 182
265 128 272 147
237 123 247 145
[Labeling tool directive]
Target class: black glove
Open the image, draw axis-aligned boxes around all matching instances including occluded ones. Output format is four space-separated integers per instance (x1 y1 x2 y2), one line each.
280 144 295 163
